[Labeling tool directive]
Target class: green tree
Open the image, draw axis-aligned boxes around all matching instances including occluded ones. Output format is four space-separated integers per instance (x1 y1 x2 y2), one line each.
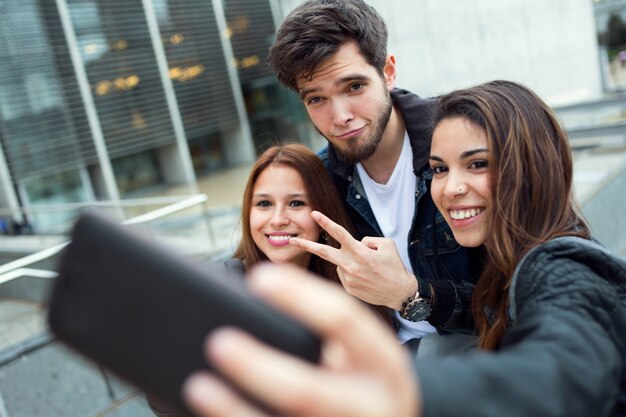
605 13 626 51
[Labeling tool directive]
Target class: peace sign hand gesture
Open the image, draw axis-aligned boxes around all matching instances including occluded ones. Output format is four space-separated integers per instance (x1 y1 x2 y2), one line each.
290 211 417 310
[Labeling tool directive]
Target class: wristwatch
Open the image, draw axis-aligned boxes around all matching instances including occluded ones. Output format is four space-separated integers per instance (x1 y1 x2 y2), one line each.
399 289 432 322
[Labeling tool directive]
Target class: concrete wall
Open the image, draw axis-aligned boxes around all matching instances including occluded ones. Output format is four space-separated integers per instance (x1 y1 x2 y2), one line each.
276 0 603 105
575 148 626 257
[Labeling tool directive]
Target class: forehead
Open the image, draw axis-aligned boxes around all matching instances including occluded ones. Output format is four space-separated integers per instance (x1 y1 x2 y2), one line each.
431 117 488 152
296 41 376 91
254 164 306 190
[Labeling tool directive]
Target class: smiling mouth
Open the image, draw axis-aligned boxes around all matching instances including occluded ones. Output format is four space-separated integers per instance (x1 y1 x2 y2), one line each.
266 234 295 242
449 208 483 220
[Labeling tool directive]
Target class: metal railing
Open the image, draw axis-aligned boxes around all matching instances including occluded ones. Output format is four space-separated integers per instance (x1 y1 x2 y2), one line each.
0 194 241 301
555 93 626 149
0 194 220 236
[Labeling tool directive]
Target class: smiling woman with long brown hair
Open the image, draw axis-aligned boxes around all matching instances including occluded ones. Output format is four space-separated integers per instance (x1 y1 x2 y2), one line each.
429 80 592 350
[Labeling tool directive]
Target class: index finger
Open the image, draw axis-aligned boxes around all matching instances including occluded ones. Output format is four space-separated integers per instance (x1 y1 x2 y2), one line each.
289 237 344 267
311 211 360 249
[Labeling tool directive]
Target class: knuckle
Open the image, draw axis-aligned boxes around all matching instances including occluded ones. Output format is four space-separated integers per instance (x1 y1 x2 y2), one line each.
342 277 356 291
281 387 319 412
334 226 346 242
333 306 363 333
316 247 329 259
343 265 358 277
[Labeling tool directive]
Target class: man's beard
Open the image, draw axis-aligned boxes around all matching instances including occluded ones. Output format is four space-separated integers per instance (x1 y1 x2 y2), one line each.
321 93 393 164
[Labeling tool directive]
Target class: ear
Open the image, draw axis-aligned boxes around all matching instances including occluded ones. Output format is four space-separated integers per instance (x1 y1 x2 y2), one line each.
383 54 397 91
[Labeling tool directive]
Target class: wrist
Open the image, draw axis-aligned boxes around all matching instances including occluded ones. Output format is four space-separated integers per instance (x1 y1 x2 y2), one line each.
398 276 433 322
393 273 418 310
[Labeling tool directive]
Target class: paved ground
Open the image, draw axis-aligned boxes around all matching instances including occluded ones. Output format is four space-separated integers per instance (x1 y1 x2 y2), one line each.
0 300 46 357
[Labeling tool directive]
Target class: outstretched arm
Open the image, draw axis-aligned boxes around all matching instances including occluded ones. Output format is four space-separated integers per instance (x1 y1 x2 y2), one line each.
182 263 421 417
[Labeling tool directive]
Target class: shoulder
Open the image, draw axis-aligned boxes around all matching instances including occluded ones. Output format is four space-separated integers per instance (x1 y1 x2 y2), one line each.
224 258 246 276
317 143 354 181
510 237 626 321
391 88 437 172
316 145 330 166
515 237 626 287
390 88 436 117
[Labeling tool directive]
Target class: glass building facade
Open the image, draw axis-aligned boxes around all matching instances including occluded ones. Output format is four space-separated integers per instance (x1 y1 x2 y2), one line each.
0 0 312 233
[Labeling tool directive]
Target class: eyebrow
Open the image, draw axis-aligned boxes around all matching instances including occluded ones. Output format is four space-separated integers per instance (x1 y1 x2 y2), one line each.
298 73 371 101
252 192 307 198
429 148 489 162
460 148 489 158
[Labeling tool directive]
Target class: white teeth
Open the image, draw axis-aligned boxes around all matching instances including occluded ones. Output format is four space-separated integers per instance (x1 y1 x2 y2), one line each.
268 235 291 241
450 208 482 220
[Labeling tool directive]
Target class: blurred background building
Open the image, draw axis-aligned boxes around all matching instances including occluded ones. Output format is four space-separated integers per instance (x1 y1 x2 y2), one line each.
0 0 624 236
0 0 319 235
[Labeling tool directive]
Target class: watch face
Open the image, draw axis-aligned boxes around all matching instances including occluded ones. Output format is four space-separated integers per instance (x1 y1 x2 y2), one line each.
406 299 432 322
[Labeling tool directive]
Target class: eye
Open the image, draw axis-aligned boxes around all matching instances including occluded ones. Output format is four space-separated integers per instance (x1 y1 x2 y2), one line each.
430 164 448 175
306 96 322 105
349 82 364 92
289 200 307 208
468 160 489 170
255 200 271 208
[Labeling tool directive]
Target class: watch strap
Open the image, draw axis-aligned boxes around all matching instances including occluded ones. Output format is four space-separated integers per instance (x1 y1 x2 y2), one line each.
399 276 435 321
416 275 431 299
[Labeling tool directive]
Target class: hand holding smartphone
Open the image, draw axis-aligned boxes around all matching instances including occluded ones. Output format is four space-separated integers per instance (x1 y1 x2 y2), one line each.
47 212 321 416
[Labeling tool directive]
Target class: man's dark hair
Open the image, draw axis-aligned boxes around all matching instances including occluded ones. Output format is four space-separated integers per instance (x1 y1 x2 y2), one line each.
268 0 388 92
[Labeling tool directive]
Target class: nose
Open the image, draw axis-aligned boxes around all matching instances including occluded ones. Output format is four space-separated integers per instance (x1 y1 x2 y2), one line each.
444 173 468 198
270 206 290 226
331 98 353 126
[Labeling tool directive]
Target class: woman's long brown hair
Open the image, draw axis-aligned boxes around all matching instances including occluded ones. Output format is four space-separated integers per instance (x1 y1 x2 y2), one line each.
433 81 590 349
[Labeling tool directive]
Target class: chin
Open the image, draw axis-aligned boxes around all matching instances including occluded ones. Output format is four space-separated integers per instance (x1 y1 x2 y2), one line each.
454 234 486 248
267 252 302 266
265 254 290 264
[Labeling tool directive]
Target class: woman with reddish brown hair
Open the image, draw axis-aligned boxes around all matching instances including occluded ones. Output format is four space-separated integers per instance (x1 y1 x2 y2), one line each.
230 143 391 326
230 142 352 282
149 143 392 417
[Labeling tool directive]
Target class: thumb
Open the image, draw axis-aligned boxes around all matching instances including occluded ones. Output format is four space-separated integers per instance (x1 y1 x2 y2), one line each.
361 236 384 250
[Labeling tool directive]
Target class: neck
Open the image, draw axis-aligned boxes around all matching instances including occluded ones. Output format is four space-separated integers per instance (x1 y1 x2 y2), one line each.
359 106 406 184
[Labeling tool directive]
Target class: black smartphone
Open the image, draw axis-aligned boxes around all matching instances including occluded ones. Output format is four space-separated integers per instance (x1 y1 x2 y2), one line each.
47 211 321 416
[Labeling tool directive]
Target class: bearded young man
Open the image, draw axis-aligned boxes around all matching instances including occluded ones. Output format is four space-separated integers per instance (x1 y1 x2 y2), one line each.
268 0 482 345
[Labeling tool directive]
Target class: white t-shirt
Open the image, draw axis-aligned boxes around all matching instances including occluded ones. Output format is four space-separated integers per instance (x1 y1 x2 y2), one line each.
356 133 437 341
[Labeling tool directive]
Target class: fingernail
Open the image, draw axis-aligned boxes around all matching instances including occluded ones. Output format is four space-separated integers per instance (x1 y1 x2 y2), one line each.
311 211 321 220
289 237 298 246
208 328 245 361
182 373 223 408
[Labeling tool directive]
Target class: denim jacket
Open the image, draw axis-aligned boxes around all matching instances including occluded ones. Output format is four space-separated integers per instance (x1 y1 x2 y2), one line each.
318 88 482 333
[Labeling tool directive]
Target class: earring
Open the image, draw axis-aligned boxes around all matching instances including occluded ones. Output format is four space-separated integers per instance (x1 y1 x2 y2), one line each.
320 231 329 242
